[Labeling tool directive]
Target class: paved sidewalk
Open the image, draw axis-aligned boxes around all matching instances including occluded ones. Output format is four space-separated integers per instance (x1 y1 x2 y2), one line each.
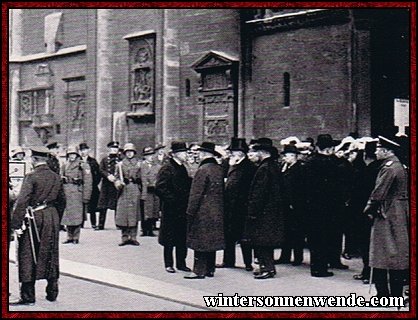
8 212 407 312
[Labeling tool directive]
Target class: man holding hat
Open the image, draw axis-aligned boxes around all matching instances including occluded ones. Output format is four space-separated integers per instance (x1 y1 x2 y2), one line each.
155 142 192 273
115 143 142 246
184 142 225 279
217 137 255 271
363 136 409 299
244 138 284 279
10 146 66 305
79 143 102 229
97 141 121 230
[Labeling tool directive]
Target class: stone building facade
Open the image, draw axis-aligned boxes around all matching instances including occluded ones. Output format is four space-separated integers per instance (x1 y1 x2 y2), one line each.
9 8 410 159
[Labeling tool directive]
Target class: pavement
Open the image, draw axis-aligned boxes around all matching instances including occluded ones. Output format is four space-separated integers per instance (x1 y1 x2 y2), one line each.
7 211 409 313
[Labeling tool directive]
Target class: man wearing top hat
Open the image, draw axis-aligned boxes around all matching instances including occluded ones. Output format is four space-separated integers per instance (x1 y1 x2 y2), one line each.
275 144 307 266
217 137 255 271
184 142 225 279
10 146 66 305
155 142 192 273
79 143 102 229
304 134 345 277
96 141 121 230
363 136 409 299
244 138 284 279
115 143 142 246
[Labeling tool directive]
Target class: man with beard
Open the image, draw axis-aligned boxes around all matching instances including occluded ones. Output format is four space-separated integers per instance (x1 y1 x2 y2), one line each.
217 138 255 271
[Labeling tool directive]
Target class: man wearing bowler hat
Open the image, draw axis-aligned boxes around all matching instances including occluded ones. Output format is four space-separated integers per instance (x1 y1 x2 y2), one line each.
363 136 409 299
97 141 121 230
184 142 225 279
10 146 66 305
217 137 255 271
155 142 192 273
244 138 284 279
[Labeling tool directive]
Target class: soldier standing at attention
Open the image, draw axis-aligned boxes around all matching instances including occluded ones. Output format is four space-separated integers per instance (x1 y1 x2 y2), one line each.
96 141 121 230
10 146 66 305
363 136 409 299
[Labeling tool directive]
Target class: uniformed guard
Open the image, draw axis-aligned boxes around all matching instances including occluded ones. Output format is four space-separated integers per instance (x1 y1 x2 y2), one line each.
115 143 142 246
46 142 61 174
363 136 409 298
96 141 121 230
10 146 66 305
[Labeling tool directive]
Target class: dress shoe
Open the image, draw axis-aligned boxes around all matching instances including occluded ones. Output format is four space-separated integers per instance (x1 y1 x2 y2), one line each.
245 265 254 271
254 269 276 276
353 273 367 281
254 271 275 279
148 232 157 237
118 241 129 246
91 225 97 229
362 279 370 284
73 240 79 244
130 240 140 246
165 267 176 273
94 227 104 231
184 273 205 279
9 298 35 306
216 263 235 268
205 272 215 278
62 239 74 244
274 259 291 265
329 263 349 270
177 266 192 272
46 295 57 302
292 261 303 266
341 252 352 260
311 271 334 277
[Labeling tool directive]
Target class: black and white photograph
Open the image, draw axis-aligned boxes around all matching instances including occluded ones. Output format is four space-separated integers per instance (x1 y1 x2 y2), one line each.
5 3 414 316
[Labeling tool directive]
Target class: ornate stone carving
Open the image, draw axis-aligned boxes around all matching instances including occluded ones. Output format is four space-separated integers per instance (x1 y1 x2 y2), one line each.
69 94 85 130
19 92 33 119
205 119 229 137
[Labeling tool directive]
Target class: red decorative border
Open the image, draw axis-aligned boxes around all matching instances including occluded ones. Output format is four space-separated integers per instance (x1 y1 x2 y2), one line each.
2 1 416 318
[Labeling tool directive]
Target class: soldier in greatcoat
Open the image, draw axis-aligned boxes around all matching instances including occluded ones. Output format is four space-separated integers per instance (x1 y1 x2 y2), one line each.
61 146 92 244
304 134 345 277
140 147 160 236
217 138 255 271
363 136 409 298
244 138 284 279
79 143 102 229
10 146 66 305
184 142 225 279
96 141 121 230
114 143 142 246
275 144 307 266
155 142 192 273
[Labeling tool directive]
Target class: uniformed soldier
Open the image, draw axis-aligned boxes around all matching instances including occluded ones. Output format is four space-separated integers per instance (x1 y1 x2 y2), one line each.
364 136 409 299
139 147 160 236
115 143 142 246
46 142 61 174
10 146 66 305
96 141 121 230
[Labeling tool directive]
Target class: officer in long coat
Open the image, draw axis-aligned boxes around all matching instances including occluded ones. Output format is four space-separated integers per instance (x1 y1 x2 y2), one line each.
244 138 284 279
304 134 344 277
155 142 192 273
97 141 120 230
61 146 92 244
275 144 306 266
184 142 225 279
46 142 61 174
79 143 102 229
10 146 66 305
363 136 409 298
115 143 142 246
218 138 255 271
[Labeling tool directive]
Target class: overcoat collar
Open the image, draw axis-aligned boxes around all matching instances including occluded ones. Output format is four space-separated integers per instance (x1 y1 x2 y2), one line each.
258 156 273 167
199 157 218 167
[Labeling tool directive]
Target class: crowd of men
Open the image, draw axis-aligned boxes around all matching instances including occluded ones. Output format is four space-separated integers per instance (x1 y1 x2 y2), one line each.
8 133 410 306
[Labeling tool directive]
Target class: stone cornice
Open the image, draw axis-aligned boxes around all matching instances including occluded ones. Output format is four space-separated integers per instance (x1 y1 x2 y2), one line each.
9 45 86 63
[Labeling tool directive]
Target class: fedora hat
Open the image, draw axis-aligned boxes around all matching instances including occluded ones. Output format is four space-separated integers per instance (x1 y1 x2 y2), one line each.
46 142 59 150
252 137 277 154
79 143 90 151
228 137 249 153
66 145 80 156
197 142 222 157
281 144 300 154
171 141 188 153
123 143 137 153
142 146 155 156
154 144 166 151
316 134 335 150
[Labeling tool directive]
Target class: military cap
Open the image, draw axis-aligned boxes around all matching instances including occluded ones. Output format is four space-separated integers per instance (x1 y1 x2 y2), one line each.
197 142 222 157
79 142 90 151
123 143 137 153
377 136 401 150
31 146 50 157
107 141 119 148
171 141 188 153
46 142 59 149
142 146 155 156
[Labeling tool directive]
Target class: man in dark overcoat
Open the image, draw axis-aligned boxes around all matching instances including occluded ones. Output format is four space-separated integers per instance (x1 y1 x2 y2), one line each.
304 134 344 277
245 138 284 279
79 143 102 229
155 142 192 273
275 144 307 266
96 141 120 230
46 142 61 174
363 136 409 298
10 146 66 305
184 142 225 279
217 137 255 271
